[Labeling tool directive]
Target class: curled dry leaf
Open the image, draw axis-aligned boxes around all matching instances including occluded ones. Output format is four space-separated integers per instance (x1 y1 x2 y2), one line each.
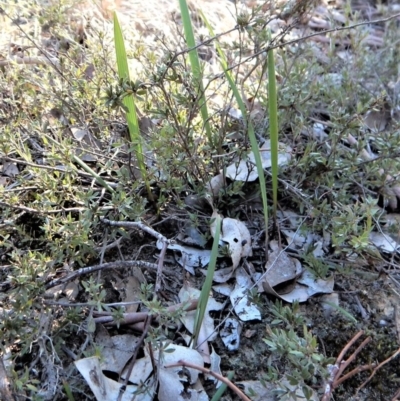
278 210 328 256
238 377 318 400
206 173 225 198
369 231 400 253
209 212 252 282
75 356 156 401
2 162 19 177
112 275 142 313
95 325 141 374
158 344 208 401
259 241 333 303
259 241 302 292
157 240 211 275
178 285 224 344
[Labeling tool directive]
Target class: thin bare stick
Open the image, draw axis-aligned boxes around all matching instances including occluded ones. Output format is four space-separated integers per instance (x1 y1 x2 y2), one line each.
165 360 251 401
356 347 400 394
155 241 168 293
44 260 159 289
335 330 364 365
213 13 400 81
335 336 371 380
93 299 198 327
117 315 152 401
335 363 376 387
0 56 59 67
321 331 369 401
101 218 172 244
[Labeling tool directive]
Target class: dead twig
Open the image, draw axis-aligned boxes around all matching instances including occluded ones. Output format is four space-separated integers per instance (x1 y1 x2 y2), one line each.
356 346 400 395
117 315 152 401
0 56 59 67
335 335 371 380
93 299 198 327
101 218 172 244
335 364 376 387
155 241 168 293
321 330 372 401
44 260 160 289
164 360 251 401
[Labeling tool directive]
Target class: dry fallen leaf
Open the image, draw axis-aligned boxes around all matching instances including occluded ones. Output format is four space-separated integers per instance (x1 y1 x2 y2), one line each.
225 140 292 182
75 356 155 401
230 267 261 321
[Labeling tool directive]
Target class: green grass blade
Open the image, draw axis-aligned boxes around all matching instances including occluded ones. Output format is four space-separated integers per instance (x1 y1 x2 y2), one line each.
43 134 115 193
72 155 115 193
179 0 213 146
192 215 221 347
200 12 268 233
267 38 279 218
322 301 358 324
211 371 234 401
63 381 76 401
113 13 153 200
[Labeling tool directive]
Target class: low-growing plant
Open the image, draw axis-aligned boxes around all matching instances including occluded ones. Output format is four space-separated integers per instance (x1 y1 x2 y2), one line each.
2 0 400 399
264 302 335 400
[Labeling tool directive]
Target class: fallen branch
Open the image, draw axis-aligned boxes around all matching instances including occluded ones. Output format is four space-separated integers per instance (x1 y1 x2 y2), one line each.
93 299 198 327
356 346 400 395
101 218 172 244
0 56 60 67
117 315 152 401
44 260 160 289
164 360 251 401
321 330 373 401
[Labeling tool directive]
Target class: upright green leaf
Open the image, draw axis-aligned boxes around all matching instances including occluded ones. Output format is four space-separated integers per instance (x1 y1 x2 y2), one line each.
192 215 221 347
267 37 279 218
200 12 269 234
113 13 152 200
179 0 213 146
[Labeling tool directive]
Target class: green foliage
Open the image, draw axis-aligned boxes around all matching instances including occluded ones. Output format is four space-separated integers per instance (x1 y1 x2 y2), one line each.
200 10 270 233
264 302 335 400
1 0 400 399
179 0 213 146
113 13 152 200
267 35 279 217
192 215 221 348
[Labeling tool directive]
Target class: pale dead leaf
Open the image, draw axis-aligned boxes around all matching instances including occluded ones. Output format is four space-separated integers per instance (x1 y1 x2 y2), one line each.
259 241 302 292
225 140 292 182
220 317 242 351
231 267 261 321
206 173 225 198
158 344 208 401
208 346 222 386
113 276 142 313
178 285 224 342
2 162 19 177
370 231 400 253
75 356 155 401
64 281 79 301
71 127 87 141
220 217 252 269
158 240 211 274
95 325 140 373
